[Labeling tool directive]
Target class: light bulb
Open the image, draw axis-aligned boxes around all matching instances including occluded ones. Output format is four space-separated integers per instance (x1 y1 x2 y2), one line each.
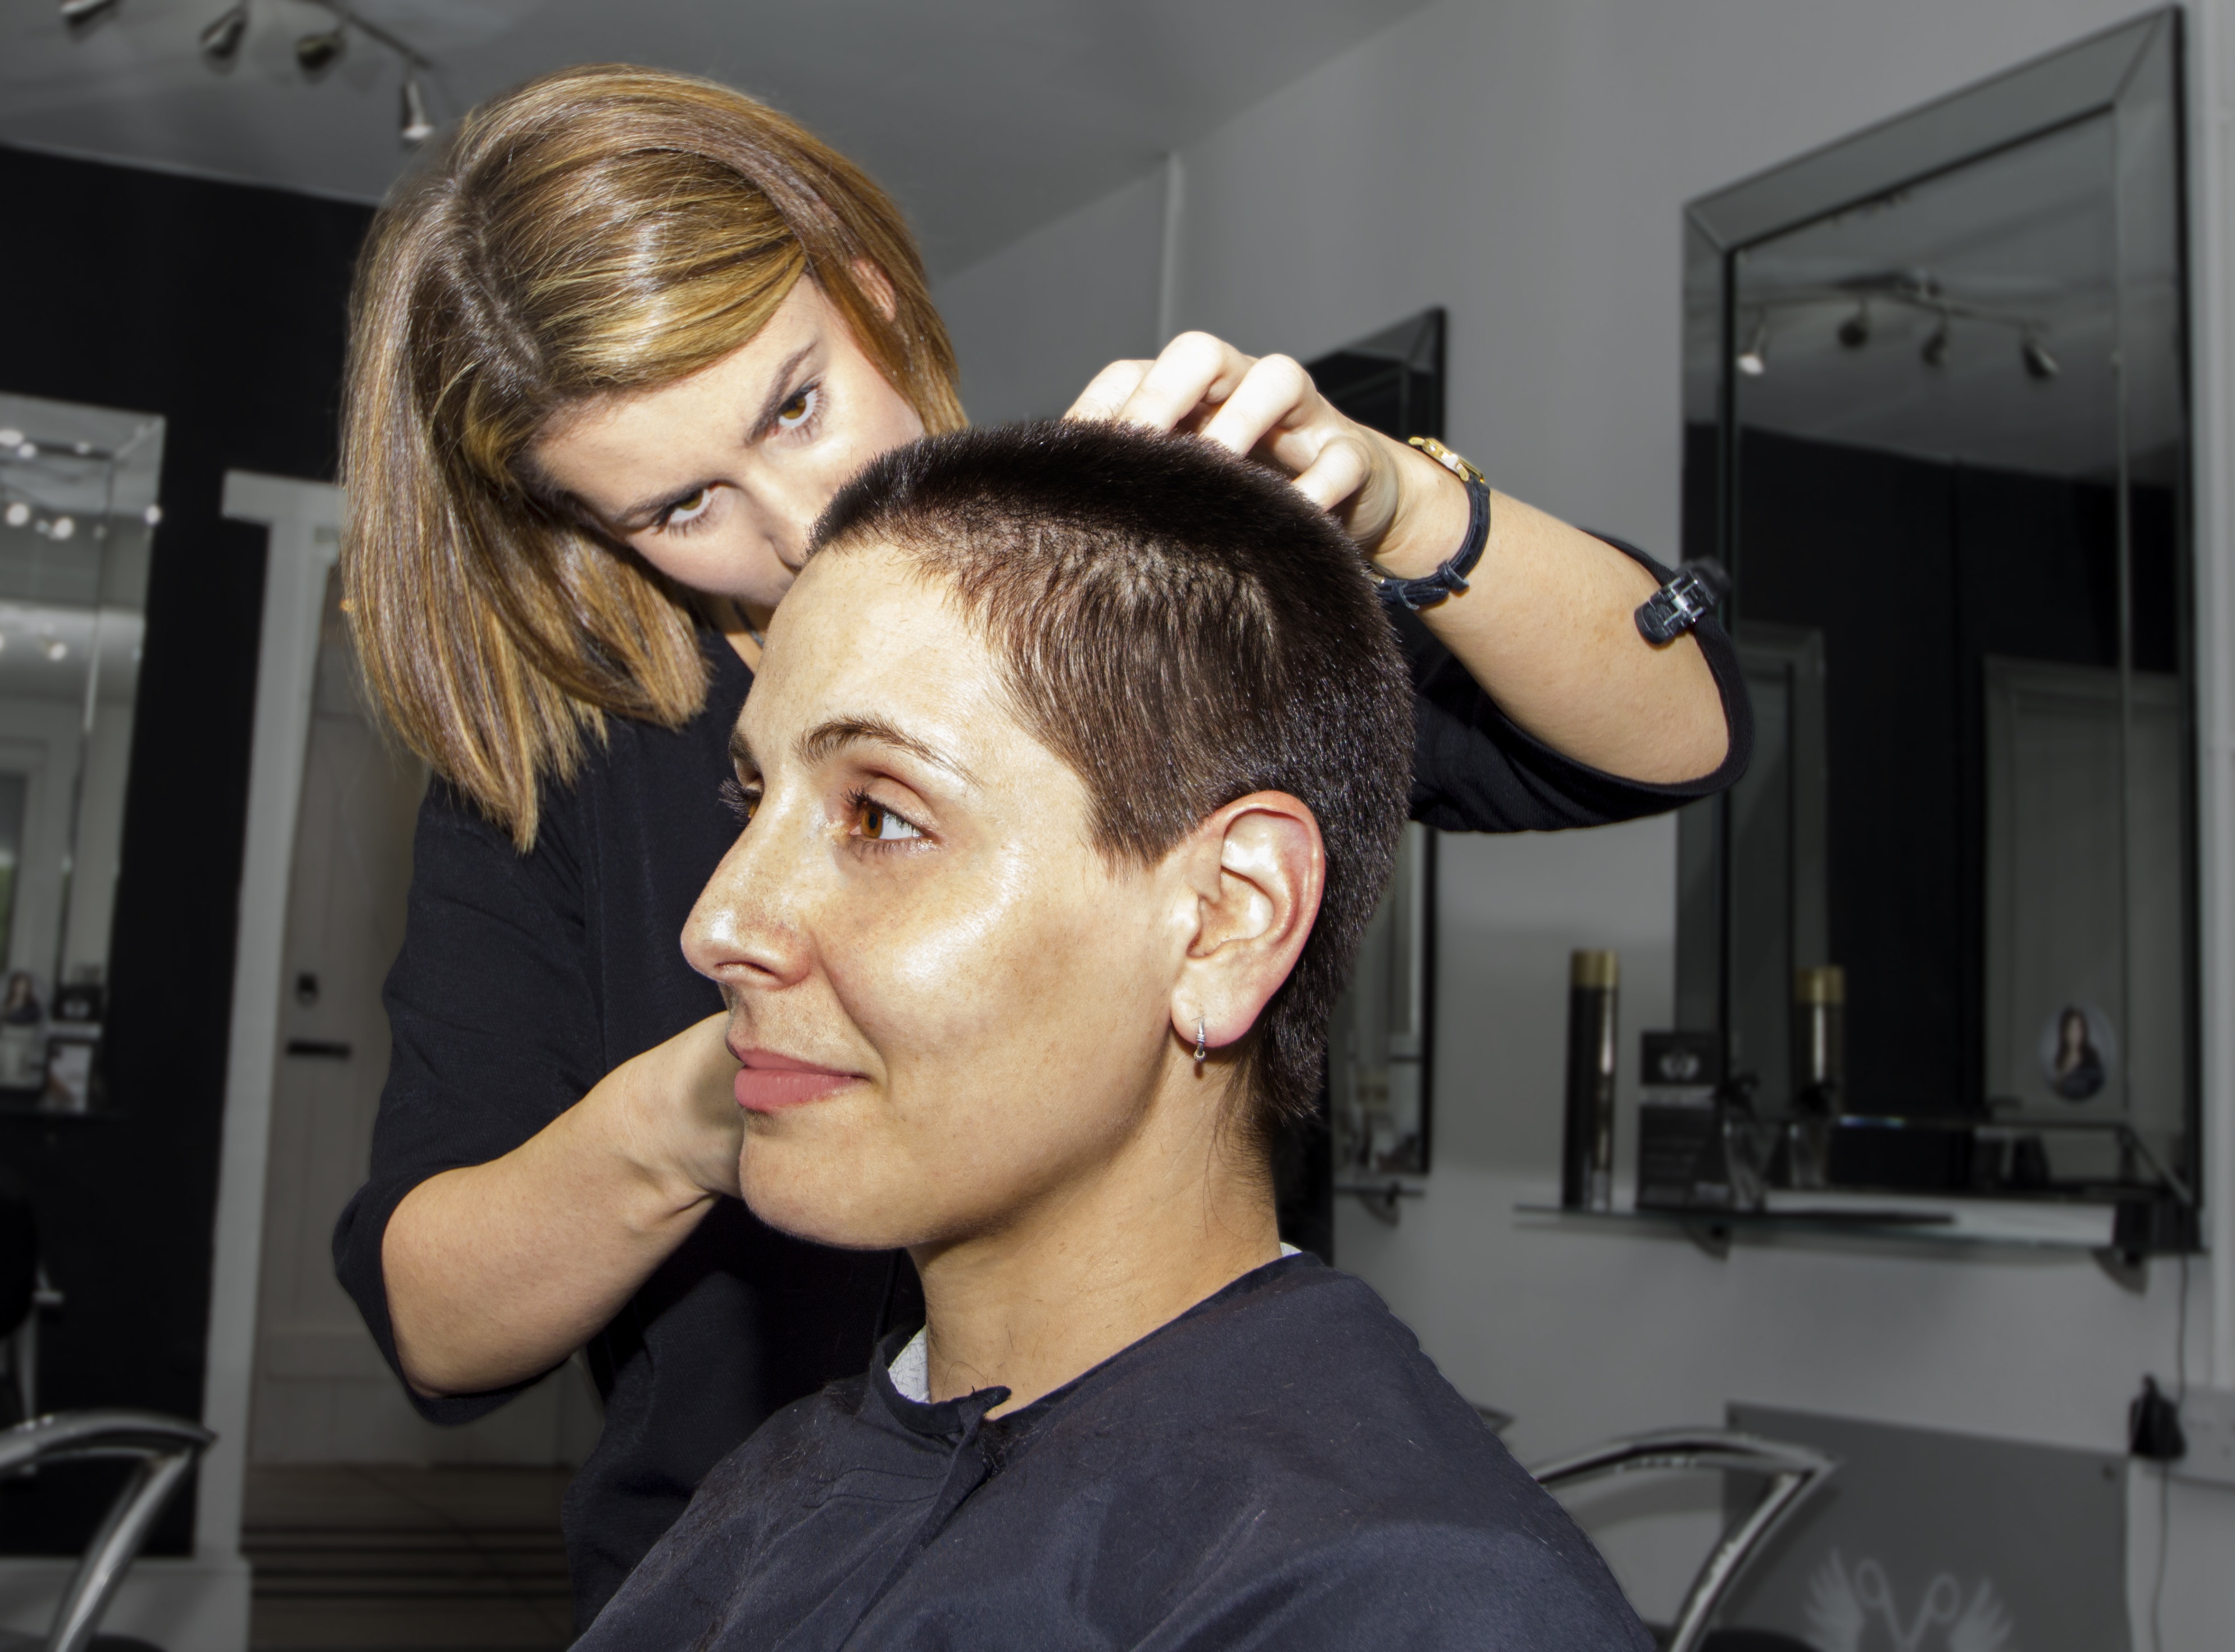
200 3 249 61
44 640 67 663
49 516 74 541
2 503 26 529
0 430 20 448
401 76 434 144
143 504 163 526
1736 318 1769 379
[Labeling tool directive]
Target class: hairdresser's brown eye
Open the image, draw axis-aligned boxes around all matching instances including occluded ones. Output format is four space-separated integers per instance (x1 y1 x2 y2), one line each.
774 385 820 431
665 488 714 529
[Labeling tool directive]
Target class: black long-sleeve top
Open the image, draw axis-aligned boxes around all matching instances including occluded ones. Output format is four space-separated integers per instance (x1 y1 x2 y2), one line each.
332 538 1748 1626
574 1254 1654 1651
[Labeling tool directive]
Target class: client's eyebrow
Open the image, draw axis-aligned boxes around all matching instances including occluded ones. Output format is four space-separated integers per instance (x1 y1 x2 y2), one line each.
796 716 979 785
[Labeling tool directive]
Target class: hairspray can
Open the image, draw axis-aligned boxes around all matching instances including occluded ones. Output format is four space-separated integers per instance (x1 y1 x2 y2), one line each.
1562 950 1619 1209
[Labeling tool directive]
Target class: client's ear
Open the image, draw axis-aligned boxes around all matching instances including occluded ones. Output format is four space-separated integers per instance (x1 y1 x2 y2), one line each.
1170 792 1325 1057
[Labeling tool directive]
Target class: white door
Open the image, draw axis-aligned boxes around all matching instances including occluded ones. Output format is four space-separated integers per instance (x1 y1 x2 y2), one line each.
247 560 598 1465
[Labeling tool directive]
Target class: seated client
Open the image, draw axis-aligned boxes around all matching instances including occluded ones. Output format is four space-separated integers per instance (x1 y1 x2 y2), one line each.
580 421 1650 1650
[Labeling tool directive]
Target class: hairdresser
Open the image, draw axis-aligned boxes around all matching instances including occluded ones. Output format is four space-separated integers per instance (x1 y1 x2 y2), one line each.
333 64 1747 1625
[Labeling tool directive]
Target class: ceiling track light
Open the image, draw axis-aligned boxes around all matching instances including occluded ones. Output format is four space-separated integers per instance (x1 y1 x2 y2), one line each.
294 24 345 71
2020 334 2060 381
198 1 247 60
1736 317 1769 379
400 75 434 145
58 0 120 23
1921 313 1951 367
177 0 440 143
1836 303 1871 351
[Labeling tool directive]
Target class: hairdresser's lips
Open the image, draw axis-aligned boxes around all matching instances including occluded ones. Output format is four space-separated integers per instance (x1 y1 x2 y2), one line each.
731 1047 861 1113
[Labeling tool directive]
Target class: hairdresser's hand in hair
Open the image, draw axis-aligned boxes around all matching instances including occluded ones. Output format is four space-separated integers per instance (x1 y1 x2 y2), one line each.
384 1012 745 1397
1065 333 1730 788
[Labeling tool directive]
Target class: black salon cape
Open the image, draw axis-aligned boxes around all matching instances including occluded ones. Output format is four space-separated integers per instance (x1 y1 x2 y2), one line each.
576 1255 1651 1652
332 536 1750 1627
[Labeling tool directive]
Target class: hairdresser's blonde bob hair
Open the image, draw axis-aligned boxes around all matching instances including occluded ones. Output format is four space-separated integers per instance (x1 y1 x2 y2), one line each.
342 65 965 847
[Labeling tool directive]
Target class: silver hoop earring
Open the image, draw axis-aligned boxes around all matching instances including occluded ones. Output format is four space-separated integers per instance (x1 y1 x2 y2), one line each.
1194 1018 1207 1066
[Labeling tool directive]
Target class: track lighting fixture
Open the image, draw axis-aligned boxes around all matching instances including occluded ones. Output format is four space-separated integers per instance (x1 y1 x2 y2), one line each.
1836 304 1870 350
1921 315 1950 367
2 504 27 530
294 24 344 71
2020 334 2059 380
58 0 120 23
1736 318 1769 379
199 2 247 61
400 76 434 145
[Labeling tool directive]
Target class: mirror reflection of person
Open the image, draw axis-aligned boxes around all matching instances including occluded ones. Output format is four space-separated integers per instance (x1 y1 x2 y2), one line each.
2052 1005 2105 1100
332 66 1748 1622
0 974 38 1026
575 421 1648 1650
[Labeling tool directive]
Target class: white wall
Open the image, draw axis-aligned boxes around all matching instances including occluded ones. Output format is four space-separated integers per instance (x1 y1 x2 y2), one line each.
937 2 2235 1643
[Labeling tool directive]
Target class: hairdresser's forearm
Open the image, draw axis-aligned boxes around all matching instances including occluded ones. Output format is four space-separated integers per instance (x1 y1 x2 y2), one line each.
382 1017 740 1397
1378 448 1727 785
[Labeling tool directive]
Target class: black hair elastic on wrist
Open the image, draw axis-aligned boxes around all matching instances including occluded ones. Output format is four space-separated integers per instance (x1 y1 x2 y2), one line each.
1375 474 1492 612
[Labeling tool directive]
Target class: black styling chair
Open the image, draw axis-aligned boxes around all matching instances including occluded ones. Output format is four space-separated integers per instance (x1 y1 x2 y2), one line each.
0 1411 215 1652
1530 1429 1836 1652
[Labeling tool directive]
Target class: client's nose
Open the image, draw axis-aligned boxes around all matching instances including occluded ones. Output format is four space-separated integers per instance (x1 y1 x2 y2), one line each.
682 817 815 994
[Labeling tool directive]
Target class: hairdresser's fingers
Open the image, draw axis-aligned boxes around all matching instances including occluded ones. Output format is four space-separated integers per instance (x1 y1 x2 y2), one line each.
1065 359 1154 422
1285 430 1378 516
1103 332 1253 433
1196 353 1318 458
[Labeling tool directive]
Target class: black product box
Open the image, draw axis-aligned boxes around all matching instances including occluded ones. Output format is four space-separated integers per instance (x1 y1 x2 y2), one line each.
1636 1031 1726 1209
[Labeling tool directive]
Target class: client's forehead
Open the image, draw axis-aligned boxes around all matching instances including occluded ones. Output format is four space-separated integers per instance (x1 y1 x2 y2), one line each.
738 542 1041 791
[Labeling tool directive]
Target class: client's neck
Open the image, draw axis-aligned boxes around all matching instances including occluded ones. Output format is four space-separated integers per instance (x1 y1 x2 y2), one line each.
910 1064 1281 1416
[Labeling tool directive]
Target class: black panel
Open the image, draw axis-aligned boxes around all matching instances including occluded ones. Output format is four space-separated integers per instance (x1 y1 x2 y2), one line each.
0 143 373 1554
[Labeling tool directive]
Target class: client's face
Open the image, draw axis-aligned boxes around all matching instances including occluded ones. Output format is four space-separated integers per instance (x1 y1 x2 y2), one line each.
683 544 1188 1251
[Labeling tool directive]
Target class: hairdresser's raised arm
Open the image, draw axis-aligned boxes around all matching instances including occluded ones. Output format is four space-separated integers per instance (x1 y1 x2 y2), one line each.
1067 334 1728 787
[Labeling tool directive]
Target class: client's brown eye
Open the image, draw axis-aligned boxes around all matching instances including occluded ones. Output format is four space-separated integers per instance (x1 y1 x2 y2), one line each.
852 795 922 843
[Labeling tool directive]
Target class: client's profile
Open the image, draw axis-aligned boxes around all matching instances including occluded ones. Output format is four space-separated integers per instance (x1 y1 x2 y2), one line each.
579 421 1650 1650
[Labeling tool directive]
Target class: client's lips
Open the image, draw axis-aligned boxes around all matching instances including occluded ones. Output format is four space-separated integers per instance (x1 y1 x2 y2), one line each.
731 1048 858 1113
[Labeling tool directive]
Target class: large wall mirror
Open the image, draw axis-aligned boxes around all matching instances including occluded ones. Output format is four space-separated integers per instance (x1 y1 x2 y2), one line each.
0 392 158 1118
1678 10 2197 1225
1297 310 1443 1247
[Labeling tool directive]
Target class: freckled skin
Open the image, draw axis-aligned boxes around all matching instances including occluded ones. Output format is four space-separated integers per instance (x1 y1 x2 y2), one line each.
683 550 1186 1251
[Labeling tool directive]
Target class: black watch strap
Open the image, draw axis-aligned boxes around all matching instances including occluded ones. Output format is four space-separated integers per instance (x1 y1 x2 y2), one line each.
1377 474 1492 612
1633 563 1725 645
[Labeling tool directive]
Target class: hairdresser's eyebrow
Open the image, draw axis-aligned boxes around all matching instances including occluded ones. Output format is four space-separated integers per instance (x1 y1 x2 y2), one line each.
796 716 979 787
608 342 820 527
742 341 820 441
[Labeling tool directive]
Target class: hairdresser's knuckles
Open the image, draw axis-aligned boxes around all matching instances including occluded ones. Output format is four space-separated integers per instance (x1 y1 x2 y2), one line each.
685 546 1178 1253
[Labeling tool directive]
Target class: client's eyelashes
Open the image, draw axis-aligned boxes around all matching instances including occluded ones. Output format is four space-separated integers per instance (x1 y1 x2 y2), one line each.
846 788 925 849
720 777 761 825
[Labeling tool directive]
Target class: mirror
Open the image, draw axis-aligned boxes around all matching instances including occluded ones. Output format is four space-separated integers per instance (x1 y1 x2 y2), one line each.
1307 310 1443 1226
0 393 160 1115
1678 11 2195 1204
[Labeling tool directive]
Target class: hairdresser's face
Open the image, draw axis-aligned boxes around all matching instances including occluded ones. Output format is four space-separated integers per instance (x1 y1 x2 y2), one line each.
682 545 1188 1250
530 279 926 611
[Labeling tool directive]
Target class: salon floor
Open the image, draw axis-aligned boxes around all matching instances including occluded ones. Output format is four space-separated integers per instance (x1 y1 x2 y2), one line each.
242 1466 573 1652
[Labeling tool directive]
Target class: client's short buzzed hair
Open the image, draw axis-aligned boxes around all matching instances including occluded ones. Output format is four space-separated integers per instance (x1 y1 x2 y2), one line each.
807 419 1413 1137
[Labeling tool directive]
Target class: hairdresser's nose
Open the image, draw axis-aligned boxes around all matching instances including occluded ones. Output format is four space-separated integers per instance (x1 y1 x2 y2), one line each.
683 811 815 994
